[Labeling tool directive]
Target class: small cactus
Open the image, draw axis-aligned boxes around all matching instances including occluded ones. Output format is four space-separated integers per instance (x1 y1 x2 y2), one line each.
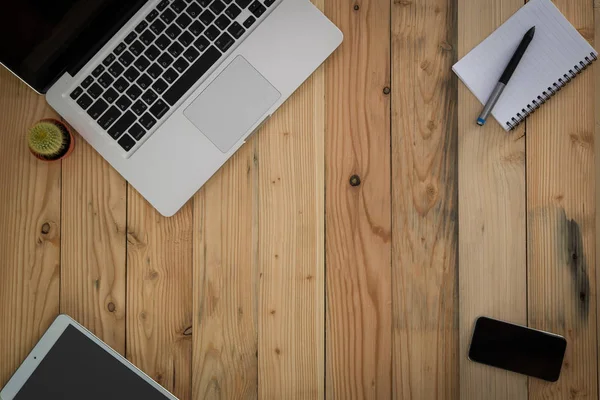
28 121 69 160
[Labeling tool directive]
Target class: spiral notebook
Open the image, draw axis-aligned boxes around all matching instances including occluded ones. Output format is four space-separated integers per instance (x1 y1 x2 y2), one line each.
452 0 597 130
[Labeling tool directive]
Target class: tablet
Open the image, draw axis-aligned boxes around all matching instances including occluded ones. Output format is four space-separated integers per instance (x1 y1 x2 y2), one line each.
0 315 177 400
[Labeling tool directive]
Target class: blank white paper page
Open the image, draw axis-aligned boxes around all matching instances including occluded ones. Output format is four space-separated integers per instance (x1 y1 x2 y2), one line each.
452 0 597 130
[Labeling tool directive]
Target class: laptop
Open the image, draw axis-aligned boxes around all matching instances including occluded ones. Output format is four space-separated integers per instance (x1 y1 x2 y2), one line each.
0 0 342 216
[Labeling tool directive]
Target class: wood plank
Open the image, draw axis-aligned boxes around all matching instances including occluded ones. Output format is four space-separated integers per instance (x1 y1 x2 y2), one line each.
60 136 127 353
192 142 258 399
391 0 459 397
526 0 598 398
257 53 325 399
457 0 528 399
595 0 600 392
324 0 392 397
0 68 62 386
126 193 194 399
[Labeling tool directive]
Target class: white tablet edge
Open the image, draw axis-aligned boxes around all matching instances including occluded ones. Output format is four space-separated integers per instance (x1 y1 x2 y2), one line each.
0 314 178 400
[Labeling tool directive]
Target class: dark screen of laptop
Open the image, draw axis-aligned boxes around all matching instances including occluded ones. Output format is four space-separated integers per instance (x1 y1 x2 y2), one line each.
14 325 170 400
0 1 145 93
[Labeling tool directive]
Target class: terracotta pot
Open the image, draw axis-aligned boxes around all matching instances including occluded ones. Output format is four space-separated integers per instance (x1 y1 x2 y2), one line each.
29 118 75 161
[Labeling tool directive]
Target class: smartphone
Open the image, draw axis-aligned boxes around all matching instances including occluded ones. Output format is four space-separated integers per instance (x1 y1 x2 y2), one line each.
468 316 567 382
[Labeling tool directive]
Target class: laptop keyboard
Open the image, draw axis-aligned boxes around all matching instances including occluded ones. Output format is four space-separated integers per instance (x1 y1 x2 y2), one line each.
68 0 276 154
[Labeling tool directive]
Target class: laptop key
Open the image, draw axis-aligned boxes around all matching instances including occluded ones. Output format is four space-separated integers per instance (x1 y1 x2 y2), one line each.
137 74 153 90
148 63 164 79
118 134 136 151
150 20 167 35
134 55 151 71
128 123 146 140
174 57 190 73
243 15 255 28
198 0 212 7
92 65 105 77
149 99 170 119
113 77 130 93
200 10 216 25
189 21 204 36
152 78 168 94
140 30 156 46
157 0 170 11
87 99 109 120
145 44 161 61
215 32 234 52
193 36 210 52
183 47 200 62
102 87 119 103
210 0 225 14
139 113 158 130
108 111 137 139
124 66 141 82
131 100 148 115
118 51 135 67
166 24 182 39
158 53 174 68
163 46 221 106
70 87 83 100
103 53 116 66
205 25 220 41
130 40 146 56
186 3 202 17
88 83 104 99
163 68 179 84
142 89 158 105
160 8 177 24
114 42 127 55
77 93 94 109
225 4 241 19
126 85 143 100
81 76 94 88
227 21 245 38
135 21 148 33
176 14 192 29
108 62 125 77
124 32 137 45
178 31 194 47
98 72 114 88
172 0 187 13
248 1 265 17
115 95 132 111
215 15 230 30
97 106 122 130
146 9 159 22
236 0 251 9
156 34 172 50
168 42 184 58
264 0 275 5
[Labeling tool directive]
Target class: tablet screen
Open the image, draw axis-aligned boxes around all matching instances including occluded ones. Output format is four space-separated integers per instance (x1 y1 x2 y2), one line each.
14 325 170 400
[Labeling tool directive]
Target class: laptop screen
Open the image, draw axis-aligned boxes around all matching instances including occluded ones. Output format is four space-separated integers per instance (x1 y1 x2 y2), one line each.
0 0 146 93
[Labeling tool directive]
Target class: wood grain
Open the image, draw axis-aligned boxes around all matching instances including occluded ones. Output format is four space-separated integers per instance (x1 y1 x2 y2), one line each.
257 65 325 398
324 0 392 397
391 0 459 397
457 0 528 399
60 135 127 353
0 67 62 386
192 141 258 400
526 1 598 398
126 191 193 399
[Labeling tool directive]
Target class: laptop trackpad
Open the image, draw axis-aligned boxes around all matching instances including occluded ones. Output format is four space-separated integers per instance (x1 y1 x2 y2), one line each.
184 56 281 153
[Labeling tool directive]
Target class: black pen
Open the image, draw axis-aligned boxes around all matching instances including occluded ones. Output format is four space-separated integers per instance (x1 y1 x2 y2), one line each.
477 26 535 126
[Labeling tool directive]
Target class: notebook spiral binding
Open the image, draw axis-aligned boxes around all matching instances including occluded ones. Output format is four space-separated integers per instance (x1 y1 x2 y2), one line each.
505 51 598 130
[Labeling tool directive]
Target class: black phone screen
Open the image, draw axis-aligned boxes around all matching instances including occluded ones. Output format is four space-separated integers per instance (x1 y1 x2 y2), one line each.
468 317 567 382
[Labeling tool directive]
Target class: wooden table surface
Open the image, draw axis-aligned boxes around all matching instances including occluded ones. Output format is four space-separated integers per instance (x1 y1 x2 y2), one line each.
0 0 598 399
